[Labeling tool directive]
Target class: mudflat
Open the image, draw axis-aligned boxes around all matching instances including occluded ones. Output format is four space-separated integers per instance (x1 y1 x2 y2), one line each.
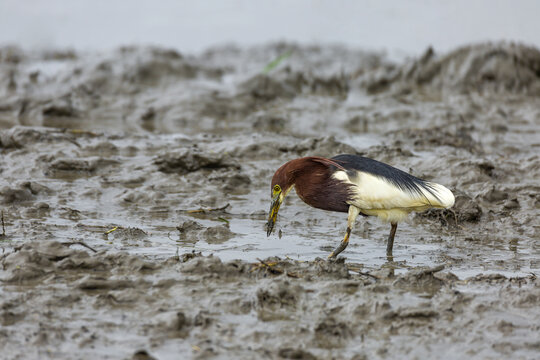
1 42 539 359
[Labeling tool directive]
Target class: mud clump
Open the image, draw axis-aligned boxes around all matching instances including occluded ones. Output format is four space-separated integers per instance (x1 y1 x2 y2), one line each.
131 350 158 360
0 183 35 204
256 280 302 321
76 276 140 291
0 45 24 63
449 193 483 222
481 186 508 203
385 42 540 95
280 136 359 158
278 347 317 360
106 227 150 246
48 157 119 173
203 224 235 244
250 112 289 132
97 46 222 89
240 73 299 101
309 74 349 96
122 55 197 86
0 241 159 284
220 172 251 192
1 241 87 283
237 69 348 107
42 101 79 118
154 148 239 173
392 265 445 295
420 192 482 225
314 316 353 348
390 126 482 153
176 220 236 244
0 126 74 149
1 242 539 359
256 280 300 309
180 254 248 277
177 220 204 243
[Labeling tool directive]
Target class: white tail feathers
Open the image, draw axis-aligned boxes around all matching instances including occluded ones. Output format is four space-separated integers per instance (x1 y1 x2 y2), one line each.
424 182 455 209
335 170 455 212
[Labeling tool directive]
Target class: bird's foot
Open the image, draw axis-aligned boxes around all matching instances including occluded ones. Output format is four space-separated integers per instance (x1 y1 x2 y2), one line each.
328 240 349 260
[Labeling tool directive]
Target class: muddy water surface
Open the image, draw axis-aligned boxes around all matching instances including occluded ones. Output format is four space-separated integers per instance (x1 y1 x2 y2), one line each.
1 43 539 359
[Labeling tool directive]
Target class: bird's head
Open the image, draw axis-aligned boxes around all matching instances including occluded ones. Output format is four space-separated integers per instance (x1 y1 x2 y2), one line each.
266 162 295 236
266 156 344 236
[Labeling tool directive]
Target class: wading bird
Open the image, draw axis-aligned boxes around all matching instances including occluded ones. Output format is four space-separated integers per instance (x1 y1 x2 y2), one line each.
266 154 454 258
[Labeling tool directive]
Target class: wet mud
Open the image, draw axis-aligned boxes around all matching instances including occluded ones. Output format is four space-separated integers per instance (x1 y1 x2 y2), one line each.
1 42 539 359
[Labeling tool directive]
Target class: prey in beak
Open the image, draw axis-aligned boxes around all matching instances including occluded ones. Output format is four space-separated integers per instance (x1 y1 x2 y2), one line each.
266 185 283 236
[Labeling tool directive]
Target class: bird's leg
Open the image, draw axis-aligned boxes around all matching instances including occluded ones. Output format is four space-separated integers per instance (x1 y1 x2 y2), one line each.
386 222 397 258
328 206 360 259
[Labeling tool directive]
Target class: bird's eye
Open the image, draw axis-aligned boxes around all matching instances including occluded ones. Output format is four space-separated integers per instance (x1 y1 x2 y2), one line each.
273 185 281 192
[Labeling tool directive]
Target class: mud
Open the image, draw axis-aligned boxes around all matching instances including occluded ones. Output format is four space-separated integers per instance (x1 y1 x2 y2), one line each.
1 42 539 359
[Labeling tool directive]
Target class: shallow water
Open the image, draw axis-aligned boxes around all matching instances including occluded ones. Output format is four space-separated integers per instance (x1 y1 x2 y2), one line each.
1 42 540 359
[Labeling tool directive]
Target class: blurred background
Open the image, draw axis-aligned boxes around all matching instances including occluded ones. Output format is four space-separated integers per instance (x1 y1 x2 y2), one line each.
1 0 539 55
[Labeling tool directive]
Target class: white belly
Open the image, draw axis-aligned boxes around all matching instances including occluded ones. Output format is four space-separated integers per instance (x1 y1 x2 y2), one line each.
360 208 410 223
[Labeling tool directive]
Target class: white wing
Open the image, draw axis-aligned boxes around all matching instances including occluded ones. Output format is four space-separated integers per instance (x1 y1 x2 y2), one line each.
333 170 454 222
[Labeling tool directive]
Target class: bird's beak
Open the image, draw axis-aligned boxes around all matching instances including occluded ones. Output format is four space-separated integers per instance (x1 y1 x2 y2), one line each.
266 193 282 236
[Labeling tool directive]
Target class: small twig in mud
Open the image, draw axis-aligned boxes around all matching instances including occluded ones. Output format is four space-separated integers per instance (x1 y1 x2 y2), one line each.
416 264 445 276
346 263 381 279
286 271 300 278
356 271 380 280
256 258 277 267
64 241 97 253
252 257 303 278
186 204 230 214
436 208 463 230
1 210 5 237
263 51 292 74
285 255 305 263
252 258 283 275
105 226 119 234
67 129 99 137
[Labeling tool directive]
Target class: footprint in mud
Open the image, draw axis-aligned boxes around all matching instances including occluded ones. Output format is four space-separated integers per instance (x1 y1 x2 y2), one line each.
313 316 353 349
106 227 151 247
256 279 302 322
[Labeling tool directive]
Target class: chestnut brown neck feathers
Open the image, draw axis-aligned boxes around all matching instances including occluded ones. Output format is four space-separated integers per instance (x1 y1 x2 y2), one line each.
271 157 352 213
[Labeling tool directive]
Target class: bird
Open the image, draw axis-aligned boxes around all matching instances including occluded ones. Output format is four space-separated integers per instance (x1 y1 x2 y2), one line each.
266 154 455 259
